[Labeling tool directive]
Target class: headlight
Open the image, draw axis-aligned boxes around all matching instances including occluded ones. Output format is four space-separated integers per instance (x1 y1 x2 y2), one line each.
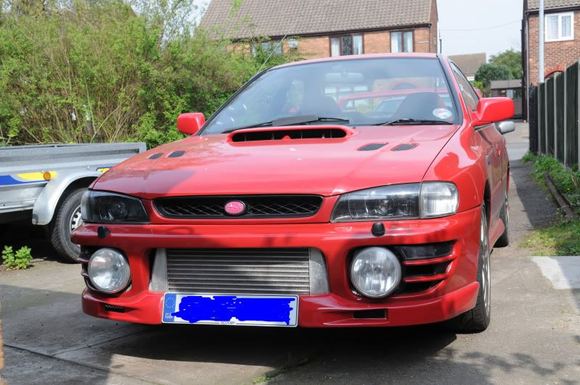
350 247 401 298
87 248 131 294
81 190 148 223
332 182 458 222
420 182 458 218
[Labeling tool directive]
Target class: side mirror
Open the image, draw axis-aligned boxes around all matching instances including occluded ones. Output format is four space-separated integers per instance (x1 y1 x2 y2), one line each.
473 97 514 126
177 113 205 135
497 121 516 135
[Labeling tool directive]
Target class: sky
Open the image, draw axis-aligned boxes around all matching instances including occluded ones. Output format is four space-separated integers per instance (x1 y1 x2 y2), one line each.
438 0 524 58
197 0 525 60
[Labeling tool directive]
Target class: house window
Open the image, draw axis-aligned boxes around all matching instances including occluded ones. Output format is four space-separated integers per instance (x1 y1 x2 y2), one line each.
330 34 363 57
252 41 283 57
545 12 574 41
391 31 414 53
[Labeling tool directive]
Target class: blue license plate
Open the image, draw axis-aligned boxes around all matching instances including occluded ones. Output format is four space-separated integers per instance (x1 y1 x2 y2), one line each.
162 293 298 327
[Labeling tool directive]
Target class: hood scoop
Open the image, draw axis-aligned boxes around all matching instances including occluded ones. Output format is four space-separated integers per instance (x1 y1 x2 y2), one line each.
229 125 353 143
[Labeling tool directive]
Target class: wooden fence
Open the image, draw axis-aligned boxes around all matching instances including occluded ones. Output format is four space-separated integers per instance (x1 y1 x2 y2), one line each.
529 61 580 169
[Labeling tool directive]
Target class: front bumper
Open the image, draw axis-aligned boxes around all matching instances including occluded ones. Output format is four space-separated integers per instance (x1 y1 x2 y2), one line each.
73 206 482 327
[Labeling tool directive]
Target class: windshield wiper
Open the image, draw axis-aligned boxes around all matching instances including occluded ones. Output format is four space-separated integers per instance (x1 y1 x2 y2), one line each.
378 118 453 126
222 121 274 134
222 115 350 134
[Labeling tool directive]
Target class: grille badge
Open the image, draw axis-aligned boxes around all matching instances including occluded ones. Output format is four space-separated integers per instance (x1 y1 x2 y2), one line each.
224 200 247 216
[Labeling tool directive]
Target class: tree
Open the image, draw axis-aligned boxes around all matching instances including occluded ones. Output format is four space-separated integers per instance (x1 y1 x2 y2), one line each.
473 50 523 94
489 49 523 80
475 63 512 90
0 0 296 147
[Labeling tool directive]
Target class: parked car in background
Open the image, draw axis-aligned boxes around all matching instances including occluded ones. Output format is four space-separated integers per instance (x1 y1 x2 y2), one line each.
0 143 145 262
73 54 514 332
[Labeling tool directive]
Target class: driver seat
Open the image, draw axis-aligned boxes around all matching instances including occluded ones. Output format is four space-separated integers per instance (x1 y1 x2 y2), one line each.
393 92 443 121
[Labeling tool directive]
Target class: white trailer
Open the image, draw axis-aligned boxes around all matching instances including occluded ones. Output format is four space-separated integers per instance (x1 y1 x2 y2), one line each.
0 143 146 262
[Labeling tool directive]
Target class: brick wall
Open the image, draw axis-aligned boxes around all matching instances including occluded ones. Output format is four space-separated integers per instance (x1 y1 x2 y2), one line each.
527 11 580 85
414 28 432 52
364 31 390 53
430 0 439 52
293 27 437 58
235 24 438 60
294 36 329 58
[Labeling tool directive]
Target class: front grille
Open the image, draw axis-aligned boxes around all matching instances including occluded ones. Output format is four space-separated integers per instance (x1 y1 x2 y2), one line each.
155 195 323 219
166 248 311 295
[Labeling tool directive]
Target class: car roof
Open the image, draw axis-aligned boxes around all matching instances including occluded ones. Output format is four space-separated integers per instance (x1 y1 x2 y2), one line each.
275 53 442 70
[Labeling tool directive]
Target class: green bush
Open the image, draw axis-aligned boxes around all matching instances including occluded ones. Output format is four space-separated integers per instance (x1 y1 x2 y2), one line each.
0 0 296 148
2 245 33 270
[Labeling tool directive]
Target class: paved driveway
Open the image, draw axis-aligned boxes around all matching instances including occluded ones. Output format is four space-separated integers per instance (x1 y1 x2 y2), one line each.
1 123 579 385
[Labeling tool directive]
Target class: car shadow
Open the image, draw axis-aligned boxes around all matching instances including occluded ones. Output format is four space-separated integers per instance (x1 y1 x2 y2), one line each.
0 284 504 385
0 221 62 263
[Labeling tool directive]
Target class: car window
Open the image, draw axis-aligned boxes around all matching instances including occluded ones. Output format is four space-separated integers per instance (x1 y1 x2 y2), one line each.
450 63 479 111
202 58 459 135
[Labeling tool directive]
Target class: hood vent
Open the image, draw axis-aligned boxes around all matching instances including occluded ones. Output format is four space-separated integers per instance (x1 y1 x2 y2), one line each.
230 126 350 143
358 143 387 151
392 143 418 151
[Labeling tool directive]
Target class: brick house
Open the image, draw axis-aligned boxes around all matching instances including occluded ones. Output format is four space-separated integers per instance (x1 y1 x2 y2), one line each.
523 0 580 87
199 0 439 58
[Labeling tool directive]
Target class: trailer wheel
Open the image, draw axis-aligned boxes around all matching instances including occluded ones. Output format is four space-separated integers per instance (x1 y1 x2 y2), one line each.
50 188 86 263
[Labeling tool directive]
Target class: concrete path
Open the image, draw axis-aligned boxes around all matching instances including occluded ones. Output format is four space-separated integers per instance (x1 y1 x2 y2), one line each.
1 123 579 385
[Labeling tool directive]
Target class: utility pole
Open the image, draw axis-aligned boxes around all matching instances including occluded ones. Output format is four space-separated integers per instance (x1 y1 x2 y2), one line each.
539 0 545 83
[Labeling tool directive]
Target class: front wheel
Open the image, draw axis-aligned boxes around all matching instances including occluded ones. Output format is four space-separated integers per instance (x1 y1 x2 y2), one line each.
49 188 86 263
448 204 491 333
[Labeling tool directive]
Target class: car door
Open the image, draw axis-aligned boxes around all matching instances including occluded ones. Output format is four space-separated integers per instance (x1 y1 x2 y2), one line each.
450 63 504 223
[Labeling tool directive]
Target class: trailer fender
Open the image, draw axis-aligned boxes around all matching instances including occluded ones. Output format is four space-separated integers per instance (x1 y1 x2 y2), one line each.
32 170 101 226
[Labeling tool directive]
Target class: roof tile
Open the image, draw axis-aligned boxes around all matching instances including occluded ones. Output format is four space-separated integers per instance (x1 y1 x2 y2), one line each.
449 53 487 77
200 0 433 39
527 0 580 11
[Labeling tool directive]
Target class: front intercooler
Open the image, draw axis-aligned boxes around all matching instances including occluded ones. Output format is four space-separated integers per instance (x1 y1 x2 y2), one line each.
150 248 329 296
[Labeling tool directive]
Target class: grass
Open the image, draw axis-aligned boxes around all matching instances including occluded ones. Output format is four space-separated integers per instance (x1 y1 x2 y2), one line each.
522 152 580 211
523 221 580 256
522 152 580 256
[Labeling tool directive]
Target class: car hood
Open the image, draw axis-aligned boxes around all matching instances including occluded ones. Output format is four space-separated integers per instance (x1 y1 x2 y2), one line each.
94 125 459 199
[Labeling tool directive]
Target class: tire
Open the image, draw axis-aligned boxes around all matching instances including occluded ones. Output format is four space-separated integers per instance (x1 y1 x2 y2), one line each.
495 191 510 248
448 204 491 333
49 188 86 263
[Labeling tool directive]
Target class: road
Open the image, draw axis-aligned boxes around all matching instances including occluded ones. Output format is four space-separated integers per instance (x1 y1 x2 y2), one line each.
1 123 579 385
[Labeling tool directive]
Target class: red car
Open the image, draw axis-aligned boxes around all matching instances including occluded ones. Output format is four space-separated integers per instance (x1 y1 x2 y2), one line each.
73 54 514 332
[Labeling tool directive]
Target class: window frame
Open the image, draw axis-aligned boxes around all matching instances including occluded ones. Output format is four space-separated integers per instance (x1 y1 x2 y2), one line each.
449 62 480 112
329 33 364 57
545 12 575 42
390 30 415 53
252 40 284 57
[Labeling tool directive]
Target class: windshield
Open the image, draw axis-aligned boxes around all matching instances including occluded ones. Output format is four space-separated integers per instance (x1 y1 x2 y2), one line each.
202 57 458 135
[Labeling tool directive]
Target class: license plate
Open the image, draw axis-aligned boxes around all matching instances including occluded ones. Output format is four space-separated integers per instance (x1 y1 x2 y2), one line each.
162 293 298 327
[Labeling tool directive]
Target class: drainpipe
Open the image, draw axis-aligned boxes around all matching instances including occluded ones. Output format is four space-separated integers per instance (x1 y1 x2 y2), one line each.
539 0 545 83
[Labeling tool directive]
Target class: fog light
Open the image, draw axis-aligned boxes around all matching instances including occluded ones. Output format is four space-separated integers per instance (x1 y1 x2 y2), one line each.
350 247 401 298
87 248 131 294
